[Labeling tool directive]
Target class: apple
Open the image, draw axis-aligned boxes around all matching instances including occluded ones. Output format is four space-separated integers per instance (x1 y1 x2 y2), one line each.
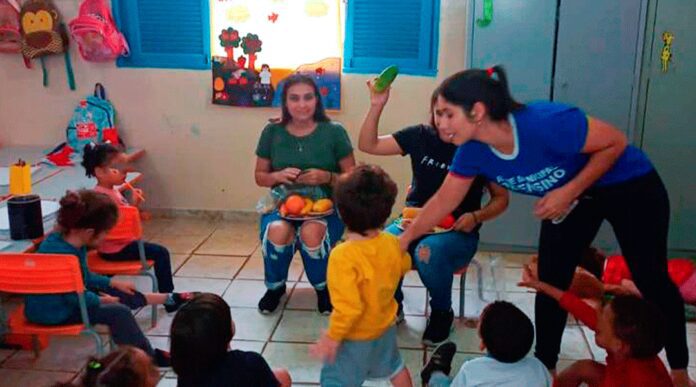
438 214 455 229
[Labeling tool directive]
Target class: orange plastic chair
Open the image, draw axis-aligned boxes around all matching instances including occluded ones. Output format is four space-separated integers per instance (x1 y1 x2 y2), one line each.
0 253 107 357
87 205 158 327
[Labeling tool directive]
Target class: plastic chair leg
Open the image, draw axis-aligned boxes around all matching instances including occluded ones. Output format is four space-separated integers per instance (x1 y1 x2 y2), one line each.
143 271 159 328
83 329 105 356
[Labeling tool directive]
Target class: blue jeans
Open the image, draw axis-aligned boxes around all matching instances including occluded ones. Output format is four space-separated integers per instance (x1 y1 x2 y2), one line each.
65 303 153 356
429 371 453 386
259 211 344 290
320 325 404 386
100 241 174 293
385 221 479 312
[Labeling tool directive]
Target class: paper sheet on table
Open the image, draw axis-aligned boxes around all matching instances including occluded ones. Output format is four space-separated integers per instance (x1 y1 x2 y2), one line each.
0 200 60 230
0 166 40 186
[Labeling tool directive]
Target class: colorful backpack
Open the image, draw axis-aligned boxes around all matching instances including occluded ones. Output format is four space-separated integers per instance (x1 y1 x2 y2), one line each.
0 0 21 53
66 83 122 153
68 0 129 62
19 0 75 89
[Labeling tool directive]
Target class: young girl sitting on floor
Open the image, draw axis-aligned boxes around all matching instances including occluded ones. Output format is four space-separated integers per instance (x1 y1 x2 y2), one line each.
54 346 160 387
82 143 180 311
25 190 191 366
518 265 672 386
171 293 291 387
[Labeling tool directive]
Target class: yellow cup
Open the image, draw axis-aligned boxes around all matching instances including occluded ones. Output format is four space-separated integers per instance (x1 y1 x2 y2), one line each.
9 160 32 195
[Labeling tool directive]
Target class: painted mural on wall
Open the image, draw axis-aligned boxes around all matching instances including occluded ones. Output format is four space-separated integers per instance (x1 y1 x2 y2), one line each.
211 0 341 110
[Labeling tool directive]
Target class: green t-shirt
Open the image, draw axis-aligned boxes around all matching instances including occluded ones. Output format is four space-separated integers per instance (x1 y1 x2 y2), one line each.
256 121 353 171
255 121 353 198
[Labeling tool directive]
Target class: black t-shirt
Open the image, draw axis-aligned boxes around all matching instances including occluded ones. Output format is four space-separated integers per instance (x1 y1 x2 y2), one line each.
393 125 486 224
177 350 279 387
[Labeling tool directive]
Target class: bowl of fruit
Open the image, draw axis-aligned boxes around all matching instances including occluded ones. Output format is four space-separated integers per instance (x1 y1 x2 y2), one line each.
395 207 455 234
279 194 334 220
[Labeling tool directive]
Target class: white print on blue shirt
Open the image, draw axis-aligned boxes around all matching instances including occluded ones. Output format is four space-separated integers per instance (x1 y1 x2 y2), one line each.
420 156 449 170
496 166 567 194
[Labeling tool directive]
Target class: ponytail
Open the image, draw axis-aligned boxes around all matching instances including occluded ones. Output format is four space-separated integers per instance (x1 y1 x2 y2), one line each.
437 65 523 121
81 143 120 178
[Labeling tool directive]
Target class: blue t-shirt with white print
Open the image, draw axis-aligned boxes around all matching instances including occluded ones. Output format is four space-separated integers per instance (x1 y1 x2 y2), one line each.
450 102 654 196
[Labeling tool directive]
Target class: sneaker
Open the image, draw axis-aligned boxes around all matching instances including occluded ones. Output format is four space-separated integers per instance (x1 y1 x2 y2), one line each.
422 309 454 346
165 292 200 313
421 341 457 385
316 288 332 315
153 349 171 367
258 285 286 314
395 302 405 324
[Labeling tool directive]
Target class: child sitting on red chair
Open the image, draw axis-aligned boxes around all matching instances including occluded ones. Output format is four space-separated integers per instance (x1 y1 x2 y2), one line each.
82 143 181 312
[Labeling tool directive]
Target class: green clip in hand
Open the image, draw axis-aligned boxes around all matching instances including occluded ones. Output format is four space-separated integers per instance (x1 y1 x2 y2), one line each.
476 0 493 27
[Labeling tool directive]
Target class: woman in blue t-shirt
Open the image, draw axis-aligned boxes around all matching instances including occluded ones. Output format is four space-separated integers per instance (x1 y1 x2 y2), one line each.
399 66 690 385
359 81 509 346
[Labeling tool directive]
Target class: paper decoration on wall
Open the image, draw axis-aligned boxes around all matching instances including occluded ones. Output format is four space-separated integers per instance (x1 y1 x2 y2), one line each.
661 31 674 73
227 5 250 23
213 54 341 110
476 0 493 27
211 0 341 109
305 0 329 17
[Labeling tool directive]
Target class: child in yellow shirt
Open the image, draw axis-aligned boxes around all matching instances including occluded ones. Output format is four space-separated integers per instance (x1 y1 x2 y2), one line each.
310 164 413 386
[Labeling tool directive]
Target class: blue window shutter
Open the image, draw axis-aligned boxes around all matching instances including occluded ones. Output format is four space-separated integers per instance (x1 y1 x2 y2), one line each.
113 0 210 70
344 0 439 76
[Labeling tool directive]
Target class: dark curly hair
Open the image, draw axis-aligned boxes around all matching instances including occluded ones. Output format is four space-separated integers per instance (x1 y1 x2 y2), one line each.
81 143 120 178
333 164 398 235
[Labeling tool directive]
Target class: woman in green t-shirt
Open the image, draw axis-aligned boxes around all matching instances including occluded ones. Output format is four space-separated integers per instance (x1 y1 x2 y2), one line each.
255 74 355 315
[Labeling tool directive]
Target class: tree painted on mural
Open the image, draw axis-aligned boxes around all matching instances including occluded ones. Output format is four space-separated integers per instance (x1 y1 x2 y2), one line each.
219 27 241 63
241 33 263 71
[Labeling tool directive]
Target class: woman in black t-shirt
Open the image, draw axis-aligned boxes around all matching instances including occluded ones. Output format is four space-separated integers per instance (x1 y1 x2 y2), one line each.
358 82 509 346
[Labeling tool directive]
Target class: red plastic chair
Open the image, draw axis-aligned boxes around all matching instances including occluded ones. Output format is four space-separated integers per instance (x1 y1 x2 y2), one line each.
87 205 158 327
0 253 107 357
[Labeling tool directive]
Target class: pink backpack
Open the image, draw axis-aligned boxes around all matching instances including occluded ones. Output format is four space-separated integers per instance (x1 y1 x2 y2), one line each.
0 0 21 53
68 0 128 62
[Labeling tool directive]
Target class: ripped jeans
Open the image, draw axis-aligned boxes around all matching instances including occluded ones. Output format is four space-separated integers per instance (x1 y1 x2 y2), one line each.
385 221 479 312
259 211 345 291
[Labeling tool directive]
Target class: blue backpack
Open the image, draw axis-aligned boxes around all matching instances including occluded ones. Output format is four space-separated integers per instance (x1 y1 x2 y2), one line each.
66 83 122 153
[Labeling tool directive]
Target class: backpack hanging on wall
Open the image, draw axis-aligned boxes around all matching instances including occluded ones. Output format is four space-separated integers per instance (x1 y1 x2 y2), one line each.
0 0 21 53
19 0 75 90
68 0 129 62
66 83 122 153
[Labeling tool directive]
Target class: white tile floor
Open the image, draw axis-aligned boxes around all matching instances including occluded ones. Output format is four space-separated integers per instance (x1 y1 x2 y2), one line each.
1 216 694 386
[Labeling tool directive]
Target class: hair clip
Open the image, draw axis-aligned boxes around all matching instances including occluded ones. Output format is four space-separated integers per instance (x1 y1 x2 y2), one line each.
486 67 495 78
88 360 102 370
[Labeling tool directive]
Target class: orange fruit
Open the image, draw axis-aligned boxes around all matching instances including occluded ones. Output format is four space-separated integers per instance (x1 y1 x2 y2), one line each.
285 195 305 215
402 207 421 219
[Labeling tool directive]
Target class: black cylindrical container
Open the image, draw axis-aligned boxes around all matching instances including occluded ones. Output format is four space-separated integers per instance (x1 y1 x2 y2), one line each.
8 194 44 240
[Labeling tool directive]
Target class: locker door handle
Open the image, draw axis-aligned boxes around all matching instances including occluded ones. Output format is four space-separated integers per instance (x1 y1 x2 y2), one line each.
476 0 493 27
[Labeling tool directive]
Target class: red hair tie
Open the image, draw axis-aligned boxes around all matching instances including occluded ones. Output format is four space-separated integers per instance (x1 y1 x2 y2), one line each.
486 67 495 77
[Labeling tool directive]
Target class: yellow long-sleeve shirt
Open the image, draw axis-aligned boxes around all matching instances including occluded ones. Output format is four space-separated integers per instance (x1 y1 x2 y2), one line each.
326 232 411 341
